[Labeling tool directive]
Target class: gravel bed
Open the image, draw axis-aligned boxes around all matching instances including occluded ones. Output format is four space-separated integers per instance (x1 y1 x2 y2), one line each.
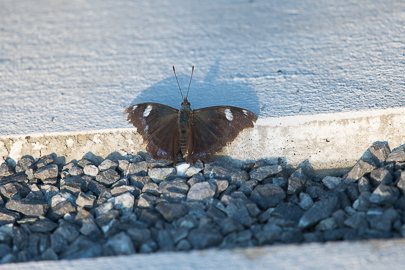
0 141 405 264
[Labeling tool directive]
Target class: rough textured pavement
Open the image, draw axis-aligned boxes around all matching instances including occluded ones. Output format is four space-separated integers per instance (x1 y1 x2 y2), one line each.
0 0 404 135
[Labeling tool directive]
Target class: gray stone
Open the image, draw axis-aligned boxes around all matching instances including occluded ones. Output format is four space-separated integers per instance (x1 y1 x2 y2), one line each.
386 148 405 163
68 165 83 176
61 236 103 259
156 202 188 222
187 182 216 201
127 228 151 246
29 217 57 232
95 169 120 186
299 192 314 210
344 212 367 229
83 164 99 177
254 223 282 245
125 161 149 175
111 177 128 187
219 217 244 235
215 179 229 194
94 201 113 217
16 156 35 173
316 217 337 231
80 218 100 236
368 141 390 165
396 171 405 193
77 159 92 168
203 164 232 179
149 167 176 182
298 195 338 229
352 192 371 211
137 193 157 208
50 200 77 218
106 232 135 255
112 192 134 213
204 164 249 185
50 192 75 207
142 182 160 196
272 177 288 189
185 160 204 177
52 222 80 250
367 208 398 232
35 154 55 168
369 184 399 205
159 179 189 201
0 208 20 225
76 192 96 208
139 240 158 253
358 177 371 193
187 173 205 186
5 199 48 216
0 182 30 199
41 248 58 261
369 168 393 186
249 165 283 181
128 175 150 189
250 184 286 209
188 225 223 249
229 171 250 187
111 185 139 197
346 160 375 181
246 202 261 217
98 159 118 171
34 164 58 180
0 162 13 177
87 179 107 196
176 239 192 251
157 229 175 251
287 168 307 194
322 176 342 190
224 201 254 226
60 183 81 196
272 202 304 225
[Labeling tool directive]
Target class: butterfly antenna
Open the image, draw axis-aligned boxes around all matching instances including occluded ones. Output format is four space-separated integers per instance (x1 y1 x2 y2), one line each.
172 66 184 99
186 65 194 98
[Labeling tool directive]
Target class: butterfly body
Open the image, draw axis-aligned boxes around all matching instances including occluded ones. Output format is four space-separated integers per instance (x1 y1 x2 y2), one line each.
125 66 257 164
178 98 193 158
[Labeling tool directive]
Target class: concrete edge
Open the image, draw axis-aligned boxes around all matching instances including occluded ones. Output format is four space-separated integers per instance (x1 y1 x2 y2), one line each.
1 107 404 173
2 238 405 270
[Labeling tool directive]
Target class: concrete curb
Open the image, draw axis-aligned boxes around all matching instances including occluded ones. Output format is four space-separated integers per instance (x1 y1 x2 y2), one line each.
1 107 404 174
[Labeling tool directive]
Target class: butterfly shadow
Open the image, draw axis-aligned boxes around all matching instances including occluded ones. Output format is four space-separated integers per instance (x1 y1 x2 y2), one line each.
129 64 260 114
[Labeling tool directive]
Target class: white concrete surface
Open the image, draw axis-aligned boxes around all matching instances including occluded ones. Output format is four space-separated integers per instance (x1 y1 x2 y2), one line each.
2 239 405 270
0 0 404 135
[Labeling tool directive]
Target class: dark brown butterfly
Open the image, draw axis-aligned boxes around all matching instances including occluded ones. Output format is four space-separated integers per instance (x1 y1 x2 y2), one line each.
125 66 257 163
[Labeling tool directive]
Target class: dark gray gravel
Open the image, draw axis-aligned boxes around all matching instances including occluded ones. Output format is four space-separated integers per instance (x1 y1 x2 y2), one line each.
1 141 405 264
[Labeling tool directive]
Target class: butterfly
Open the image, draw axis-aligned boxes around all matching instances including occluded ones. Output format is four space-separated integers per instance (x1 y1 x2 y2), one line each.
125 66 257 163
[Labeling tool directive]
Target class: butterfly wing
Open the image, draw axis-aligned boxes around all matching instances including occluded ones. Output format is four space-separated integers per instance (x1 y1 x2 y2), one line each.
125 103 180 161
189 106 257 162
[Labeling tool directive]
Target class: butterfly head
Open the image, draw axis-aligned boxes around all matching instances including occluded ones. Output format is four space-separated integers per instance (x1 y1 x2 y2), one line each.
181 97 191 110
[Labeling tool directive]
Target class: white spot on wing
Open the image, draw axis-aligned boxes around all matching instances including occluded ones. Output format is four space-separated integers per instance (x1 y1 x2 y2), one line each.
132 105 138 111
144 125 149 133
243 109 248 116
225 108 233 121
143 105 152 117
